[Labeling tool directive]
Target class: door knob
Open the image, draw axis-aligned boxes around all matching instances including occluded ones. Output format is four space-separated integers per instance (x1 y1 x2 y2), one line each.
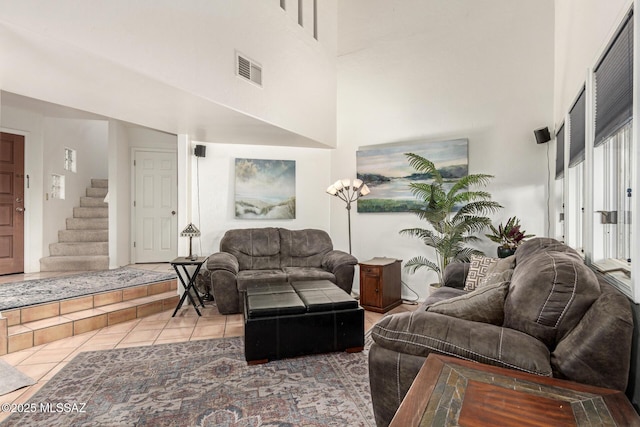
16 207 24 212
171 211 176 215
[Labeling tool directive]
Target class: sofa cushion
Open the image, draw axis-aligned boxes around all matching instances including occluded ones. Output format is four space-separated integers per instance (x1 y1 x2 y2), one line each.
283 267 335 283
236 269 288 291
279 228 333 268
463 255 498 291
220 228 281 271
550 281 633 391
427 281 509 325
371 311 552 376
504 250 600 349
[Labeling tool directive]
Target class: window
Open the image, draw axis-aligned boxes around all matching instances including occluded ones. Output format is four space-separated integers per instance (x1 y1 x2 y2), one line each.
567 88 586 252
64 147 76 173
555 125 565 241
589 11 633 286
51 174 65 200
592 124 632 279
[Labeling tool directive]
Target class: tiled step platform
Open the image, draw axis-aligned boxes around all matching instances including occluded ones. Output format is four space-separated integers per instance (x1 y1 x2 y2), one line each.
0 279 178 355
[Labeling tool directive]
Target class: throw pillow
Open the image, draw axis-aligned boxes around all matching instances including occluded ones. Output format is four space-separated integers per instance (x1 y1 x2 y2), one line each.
463 255 498 291
478 269 513 288
427 281 509 325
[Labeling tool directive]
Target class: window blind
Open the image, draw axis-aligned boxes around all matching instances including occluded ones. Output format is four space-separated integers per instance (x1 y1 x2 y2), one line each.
594 12 634 146
569 87 586 167
556 124 565 180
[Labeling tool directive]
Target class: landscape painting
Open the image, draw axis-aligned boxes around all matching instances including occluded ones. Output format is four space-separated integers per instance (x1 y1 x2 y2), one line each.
356 139 468 213
235 158 296 219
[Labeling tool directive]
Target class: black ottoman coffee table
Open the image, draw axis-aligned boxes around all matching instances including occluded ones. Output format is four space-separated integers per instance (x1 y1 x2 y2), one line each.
243 279 364 364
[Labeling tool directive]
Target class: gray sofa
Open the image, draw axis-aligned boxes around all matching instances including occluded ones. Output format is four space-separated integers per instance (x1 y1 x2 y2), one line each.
369 238 634 427
201 227 357 314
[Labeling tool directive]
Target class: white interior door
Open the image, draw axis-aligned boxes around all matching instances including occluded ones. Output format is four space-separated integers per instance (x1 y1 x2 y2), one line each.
134 150 177 263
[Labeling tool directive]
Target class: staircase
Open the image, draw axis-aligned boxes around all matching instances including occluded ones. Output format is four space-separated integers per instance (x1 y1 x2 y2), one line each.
40 179 109 272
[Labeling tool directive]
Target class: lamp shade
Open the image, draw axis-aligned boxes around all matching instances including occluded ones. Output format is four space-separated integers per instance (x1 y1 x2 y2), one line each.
326 185 338 195
180 223 201 237
360 184 371 196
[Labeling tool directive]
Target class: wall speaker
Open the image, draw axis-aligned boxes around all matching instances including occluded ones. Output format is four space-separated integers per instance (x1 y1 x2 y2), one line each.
534 127 551 144
194 145 206 157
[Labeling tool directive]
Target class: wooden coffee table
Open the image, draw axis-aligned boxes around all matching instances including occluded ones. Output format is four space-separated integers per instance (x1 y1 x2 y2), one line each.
390 354 640 427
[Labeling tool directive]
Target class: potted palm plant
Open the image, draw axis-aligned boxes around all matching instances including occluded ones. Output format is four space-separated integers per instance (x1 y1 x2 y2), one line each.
485 216 534 258
400 152 502 285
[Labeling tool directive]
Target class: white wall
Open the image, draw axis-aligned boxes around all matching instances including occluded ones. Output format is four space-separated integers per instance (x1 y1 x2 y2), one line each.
336 0 555 299
0 0 338 147
188 142 332 258
42 118 108 251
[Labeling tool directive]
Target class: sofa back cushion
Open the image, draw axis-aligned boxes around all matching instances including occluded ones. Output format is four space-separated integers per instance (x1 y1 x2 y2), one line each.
504 247 600 349
220 228 281 270
279 228 333 268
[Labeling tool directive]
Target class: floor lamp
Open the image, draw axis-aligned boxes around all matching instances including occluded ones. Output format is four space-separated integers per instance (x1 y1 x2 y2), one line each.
326 178 370 254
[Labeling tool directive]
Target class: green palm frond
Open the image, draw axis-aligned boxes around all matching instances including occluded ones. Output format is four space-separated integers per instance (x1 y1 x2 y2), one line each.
404 256 440 274
400 152 501 284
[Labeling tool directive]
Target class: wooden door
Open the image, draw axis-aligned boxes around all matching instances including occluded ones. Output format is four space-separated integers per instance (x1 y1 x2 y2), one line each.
134 150 178 263
0 133 25 275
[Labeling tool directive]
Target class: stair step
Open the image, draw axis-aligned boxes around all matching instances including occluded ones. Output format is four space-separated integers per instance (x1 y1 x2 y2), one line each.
49 242 109 256
73 206 108 218
91 179 109 189
40 255 109 272
80 197 108 208
86 187 108 198
66 217 108 230
58 229 108 242
6 289 179 353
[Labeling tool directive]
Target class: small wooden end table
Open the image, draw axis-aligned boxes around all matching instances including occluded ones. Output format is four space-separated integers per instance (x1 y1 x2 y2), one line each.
170 256 207 317
390 353 640 426
359 257 402 313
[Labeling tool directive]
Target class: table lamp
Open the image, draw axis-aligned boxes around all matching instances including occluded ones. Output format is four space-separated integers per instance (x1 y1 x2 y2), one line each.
180 223 201 260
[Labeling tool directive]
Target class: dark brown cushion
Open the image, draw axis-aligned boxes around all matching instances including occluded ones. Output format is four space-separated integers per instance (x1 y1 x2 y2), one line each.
427 281 509 325
504 250 600 349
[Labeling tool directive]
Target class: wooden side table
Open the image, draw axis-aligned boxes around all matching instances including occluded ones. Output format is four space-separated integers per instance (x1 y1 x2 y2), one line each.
390 354 640 426
171 256 208 317
359 257 402 313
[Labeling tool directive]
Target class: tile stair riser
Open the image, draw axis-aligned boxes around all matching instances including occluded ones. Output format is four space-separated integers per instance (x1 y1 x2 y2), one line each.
5 288 179 354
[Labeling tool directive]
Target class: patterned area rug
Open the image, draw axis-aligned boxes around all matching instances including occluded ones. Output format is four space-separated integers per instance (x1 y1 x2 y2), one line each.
0 267 176 311
1 337 374 427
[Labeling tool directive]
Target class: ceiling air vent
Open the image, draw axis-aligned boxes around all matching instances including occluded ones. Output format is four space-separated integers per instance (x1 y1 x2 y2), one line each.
236 53 262 87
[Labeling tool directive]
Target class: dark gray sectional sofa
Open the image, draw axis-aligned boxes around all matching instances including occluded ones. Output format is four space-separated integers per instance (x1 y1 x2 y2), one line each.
368 238 634 427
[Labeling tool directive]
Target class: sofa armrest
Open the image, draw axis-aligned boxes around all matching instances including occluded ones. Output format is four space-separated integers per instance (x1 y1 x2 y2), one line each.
321 250 357 273
206 252 239 275
371 311 552 376
442 262 469 289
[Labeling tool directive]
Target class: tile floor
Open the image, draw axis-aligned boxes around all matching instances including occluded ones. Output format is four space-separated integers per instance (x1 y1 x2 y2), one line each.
0 264 418 423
